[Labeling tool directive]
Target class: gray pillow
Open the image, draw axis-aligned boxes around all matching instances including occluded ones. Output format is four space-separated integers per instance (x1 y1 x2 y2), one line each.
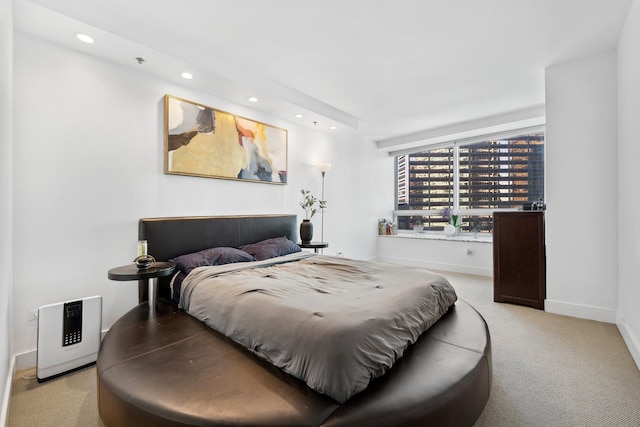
170 247 256 273
239 237 301 261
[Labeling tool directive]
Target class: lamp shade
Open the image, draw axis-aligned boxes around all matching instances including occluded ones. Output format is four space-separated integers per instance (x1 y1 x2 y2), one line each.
317 162 332 173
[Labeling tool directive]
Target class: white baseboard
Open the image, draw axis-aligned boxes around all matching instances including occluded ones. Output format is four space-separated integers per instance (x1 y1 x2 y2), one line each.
544 299 617 323
617 313 640 371
14 350 36 372
374 256 493 277
1 355 15 427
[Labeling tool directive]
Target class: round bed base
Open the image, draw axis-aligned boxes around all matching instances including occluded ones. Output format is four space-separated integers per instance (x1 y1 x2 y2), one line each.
97 299 491 427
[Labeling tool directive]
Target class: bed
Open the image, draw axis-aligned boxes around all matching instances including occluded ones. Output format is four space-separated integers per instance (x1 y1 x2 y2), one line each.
97 214 492 427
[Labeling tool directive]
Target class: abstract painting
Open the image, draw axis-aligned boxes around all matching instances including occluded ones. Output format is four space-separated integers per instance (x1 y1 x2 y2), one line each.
164 94 288 184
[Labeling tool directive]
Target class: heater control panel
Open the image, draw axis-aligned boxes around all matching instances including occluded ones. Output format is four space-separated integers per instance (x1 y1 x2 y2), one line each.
62 300 83 346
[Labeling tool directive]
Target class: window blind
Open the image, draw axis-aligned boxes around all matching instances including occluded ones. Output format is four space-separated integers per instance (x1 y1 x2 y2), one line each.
396 132 544 232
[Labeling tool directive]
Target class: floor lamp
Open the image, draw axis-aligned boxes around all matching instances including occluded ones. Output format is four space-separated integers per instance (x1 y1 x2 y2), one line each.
317 162 331 253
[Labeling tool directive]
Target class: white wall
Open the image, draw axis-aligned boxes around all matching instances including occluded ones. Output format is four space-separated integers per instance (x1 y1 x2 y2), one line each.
0 0 14 420
617 0 640 368
377 236 493 277
11 32 391 359
545 50 619 323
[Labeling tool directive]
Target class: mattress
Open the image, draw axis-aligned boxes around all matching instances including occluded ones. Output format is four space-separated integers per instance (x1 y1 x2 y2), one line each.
179 253 457 403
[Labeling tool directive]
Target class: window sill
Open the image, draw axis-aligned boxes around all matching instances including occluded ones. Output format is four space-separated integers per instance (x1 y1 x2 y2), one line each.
379 231 492 243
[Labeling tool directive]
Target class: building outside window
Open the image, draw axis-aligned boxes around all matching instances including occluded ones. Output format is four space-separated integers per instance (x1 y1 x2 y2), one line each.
395 132 544 233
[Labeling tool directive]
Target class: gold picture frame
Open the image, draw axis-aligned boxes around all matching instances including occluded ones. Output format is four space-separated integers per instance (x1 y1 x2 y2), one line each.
164 94 288 184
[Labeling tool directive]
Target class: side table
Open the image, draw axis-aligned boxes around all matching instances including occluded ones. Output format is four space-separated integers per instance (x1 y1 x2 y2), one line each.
297 242 329 253
108 262 176 313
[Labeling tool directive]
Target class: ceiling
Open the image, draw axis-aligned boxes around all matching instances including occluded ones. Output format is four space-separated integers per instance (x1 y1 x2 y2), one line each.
13 0 633 150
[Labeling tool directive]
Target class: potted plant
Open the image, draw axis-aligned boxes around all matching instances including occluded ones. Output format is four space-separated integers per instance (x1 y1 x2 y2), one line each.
299 189 326 243
442 207 465 237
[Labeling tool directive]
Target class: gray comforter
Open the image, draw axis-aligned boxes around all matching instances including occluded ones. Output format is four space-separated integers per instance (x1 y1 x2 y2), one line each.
179 253 457 403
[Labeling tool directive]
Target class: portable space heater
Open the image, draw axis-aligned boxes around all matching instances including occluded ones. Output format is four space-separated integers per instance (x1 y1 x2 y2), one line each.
36 295 102 382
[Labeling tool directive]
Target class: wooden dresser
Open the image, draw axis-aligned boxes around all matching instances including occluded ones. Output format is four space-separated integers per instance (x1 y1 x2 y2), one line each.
493 211 546 310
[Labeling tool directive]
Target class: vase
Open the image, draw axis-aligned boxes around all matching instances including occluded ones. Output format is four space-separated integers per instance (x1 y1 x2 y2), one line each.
300 219 313 244
443 224 457 237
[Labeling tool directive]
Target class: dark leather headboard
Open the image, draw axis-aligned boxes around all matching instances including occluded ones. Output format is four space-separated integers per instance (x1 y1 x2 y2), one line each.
137 214 298 302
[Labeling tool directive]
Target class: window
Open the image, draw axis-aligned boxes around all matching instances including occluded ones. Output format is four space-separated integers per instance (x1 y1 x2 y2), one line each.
395 132 544 233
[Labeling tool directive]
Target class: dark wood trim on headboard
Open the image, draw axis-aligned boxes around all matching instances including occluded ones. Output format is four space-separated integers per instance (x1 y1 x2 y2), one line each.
137 214 298 303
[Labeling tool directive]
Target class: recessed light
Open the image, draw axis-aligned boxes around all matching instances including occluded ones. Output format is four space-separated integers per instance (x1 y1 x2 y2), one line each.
329 126 337 130
75 33 94 44
181 72 193 79
248 97 258 103
295 113 304 118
